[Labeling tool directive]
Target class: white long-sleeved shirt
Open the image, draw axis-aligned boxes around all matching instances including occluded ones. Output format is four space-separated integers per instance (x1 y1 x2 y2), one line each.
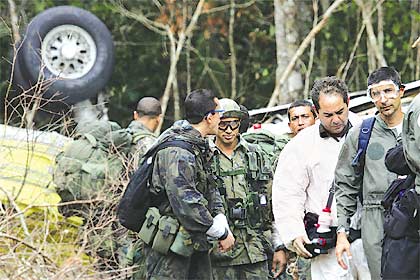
272 113 361 248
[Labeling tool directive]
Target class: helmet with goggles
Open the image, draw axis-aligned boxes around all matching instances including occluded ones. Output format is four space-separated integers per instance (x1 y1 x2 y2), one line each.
218 98 247 119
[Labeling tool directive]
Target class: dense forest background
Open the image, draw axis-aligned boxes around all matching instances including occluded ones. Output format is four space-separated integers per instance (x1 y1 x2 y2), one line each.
0 0 419 129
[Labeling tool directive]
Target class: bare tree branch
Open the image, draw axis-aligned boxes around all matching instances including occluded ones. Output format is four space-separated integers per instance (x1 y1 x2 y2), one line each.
0 233 56 267
268 0 346 107
189 46 226 97
203 0 256 14
112 2 167 36
354 0 387 67
412 36 420 48
341 23 365 81
156 0 205 133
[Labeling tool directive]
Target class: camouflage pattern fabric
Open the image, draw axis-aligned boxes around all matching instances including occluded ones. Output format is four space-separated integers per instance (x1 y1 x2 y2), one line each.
145 120 224 278
53 120 132 271
278 252 311 280
124 237 147 280
123 121 157 279
210 137 272 276
127 120 157 171
212 260 269 280
242 130 291 166
144 246 212 280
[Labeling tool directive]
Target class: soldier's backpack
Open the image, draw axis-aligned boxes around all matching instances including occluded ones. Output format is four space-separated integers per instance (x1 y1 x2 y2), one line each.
242 129 289 166
118 140 195 232
54 120 132 215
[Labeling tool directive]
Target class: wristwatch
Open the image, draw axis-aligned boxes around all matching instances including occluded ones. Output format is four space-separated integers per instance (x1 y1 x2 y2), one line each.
336 225 348 235
274 243 287 252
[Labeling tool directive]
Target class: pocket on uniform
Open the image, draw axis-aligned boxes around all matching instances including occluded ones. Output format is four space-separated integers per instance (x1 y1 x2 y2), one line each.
170 226 194 257
151 215 179 255
139 207 161 245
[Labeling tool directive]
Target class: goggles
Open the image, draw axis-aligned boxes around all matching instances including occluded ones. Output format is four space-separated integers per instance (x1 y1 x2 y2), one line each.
366 80 401 102
205 109 224 119
218 119 241 131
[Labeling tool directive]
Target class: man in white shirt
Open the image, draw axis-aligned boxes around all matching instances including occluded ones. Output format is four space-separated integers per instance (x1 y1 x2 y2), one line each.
272 76 365 279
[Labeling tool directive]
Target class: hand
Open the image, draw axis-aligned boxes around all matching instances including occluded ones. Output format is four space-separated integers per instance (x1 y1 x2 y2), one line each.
218 231 235 253
292 236 312 258
272 250 287 278
336 232 352 270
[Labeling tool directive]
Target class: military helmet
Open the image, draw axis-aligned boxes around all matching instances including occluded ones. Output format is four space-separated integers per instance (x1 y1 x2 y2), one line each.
219 98 247 119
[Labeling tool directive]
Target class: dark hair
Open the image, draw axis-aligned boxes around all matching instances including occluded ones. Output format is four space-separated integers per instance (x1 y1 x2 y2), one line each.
185 89 217 124
287 100 316 121
367 67 402 87
136 97 162 116
239 105 250 133
311 76 349 111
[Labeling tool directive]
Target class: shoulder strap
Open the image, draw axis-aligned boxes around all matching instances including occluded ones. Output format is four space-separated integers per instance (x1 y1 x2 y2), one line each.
350 117 375 205
351 117 376 169
148 140 196 159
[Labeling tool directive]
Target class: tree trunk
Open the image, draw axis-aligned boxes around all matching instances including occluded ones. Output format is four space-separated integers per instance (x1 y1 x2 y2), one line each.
173 68 181 121
410 1 420 80
318 0 330 77
272 0 303 105
377 2 384 55
303 0 318 99
269 0 345 107
229 0 237 100
7 0 20 43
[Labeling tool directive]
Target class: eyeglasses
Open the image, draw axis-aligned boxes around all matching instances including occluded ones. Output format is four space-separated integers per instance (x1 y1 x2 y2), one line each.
367 83 400 102
218 120 241 131
205 109 224 119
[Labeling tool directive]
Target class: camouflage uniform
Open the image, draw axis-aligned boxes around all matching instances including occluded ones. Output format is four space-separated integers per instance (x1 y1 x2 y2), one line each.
122 121 158 279
127 120 157 170
210 137 272 280
144 121 224 280
243 130 311 280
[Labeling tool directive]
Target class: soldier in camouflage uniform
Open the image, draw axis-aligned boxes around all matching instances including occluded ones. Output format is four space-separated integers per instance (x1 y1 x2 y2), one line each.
127 97 162 171
143 89 235 279
210 98 281 279
242 100 316 279
123 97 162 279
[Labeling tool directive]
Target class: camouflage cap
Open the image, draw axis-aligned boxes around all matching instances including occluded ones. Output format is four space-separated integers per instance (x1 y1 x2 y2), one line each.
219 98 247 119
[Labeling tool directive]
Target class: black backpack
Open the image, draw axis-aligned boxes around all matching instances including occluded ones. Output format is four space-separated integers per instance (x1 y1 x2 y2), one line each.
118 140 195 232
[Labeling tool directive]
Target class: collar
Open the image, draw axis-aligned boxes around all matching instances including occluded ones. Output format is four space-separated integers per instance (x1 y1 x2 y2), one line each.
128 120 153 133
319 121 353 142
209 135 245 156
